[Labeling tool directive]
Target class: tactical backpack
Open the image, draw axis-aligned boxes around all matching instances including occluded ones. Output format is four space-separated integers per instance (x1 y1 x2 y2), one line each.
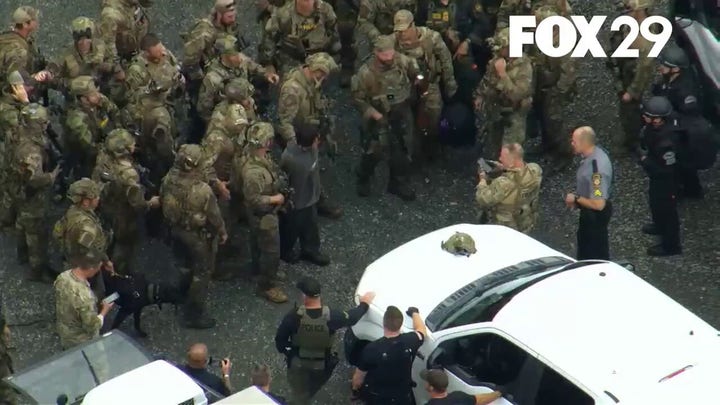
678 115 718 170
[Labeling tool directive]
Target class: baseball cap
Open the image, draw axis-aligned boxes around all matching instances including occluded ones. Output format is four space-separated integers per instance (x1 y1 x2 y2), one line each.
215 0 236 12
12 6 39 25
374 35 395 52
393 9 414 32
296 277 321 297
420 369 449 392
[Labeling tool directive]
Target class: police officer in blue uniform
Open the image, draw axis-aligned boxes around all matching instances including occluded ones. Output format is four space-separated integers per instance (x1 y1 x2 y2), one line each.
639 96 683 256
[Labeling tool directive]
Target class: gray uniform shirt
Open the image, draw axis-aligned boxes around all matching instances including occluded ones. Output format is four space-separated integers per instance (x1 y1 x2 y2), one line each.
576 146 612 200
280 143 321 210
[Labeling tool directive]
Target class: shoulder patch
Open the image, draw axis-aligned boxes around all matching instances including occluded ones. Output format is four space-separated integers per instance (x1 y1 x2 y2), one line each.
592 173 602 197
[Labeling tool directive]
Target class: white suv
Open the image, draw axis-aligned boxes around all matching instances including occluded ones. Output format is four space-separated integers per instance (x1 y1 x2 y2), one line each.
345 224 720 405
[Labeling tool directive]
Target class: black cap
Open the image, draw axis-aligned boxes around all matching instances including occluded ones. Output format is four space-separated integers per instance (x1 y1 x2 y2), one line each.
296 277 321 297
420 369 448 391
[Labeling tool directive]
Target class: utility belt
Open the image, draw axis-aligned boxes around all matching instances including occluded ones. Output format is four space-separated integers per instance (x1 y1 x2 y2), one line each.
289 350 338 372
358 383 413 404
173 223 214 240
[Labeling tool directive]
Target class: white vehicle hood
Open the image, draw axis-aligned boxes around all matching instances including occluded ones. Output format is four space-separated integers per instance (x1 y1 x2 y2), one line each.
354 224 570 322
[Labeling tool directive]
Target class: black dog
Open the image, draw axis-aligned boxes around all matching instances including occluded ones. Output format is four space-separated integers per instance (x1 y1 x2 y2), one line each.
104 272 183 338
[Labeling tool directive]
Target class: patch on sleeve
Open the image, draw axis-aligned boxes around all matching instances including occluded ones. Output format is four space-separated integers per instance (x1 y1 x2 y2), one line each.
684 95 697 106
592 173 602 197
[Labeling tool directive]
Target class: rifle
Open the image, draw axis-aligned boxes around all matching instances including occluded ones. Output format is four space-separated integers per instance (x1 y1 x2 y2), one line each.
275 170 295 213
44 122 71 198
318 114 339 161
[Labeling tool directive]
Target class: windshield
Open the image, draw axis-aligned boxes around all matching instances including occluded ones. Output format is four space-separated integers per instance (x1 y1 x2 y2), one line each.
441 266 568 329
7 332 152 404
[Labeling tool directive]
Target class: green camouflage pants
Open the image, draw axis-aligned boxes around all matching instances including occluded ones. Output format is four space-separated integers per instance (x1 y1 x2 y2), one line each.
535 90 572 159
170 228 216 318
15 214 48 270
482 109 528 159
248 213 280 290
357 105 413 186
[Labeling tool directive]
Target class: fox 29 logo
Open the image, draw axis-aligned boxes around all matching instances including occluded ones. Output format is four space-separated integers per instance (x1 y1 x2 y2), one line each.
508 15 672 58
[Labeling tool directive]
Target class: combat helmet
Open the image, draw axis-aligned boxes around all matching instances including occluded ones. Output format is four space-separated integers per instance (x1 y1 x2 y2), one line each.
225 104 249 135
534 5 558 22
68 178 101 203
175 144 204 171
69 76 99 97
7 71 24 86
489 28 510 51
21 103 49 124
246 122 274 148
658 46 689 69
642 96 673 118
105 129 135 157
305 52 339 74
71 17 94 39
214 35 240 56
223 77 254 103
441 232 477 256
624 0 652 11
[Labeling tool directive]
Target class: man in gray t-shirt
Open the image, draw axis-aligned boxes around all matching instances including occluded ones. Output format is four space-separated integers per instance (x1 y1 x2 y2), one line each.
565 126 613 260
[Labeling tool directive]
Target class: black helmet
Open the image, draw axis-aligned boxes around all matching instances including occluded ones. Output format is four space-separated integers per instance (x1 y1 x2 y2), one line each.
658 46 689 69
642 96 673 118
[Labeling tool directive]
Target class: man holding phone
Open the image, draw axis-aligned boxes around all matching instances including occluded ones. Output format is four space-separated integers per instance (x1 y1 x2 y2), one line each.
54 249 115 350
179 343 233 397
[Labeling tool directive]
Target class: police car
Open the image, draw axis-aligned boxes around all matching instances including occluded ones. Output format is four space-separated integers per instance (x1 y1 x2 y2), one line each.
672 0 720 123
345 224 720 404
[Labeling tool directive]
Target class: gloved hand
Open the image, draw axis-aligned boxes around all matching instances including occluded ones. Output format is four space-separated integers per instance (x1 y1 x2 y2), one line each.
406 307 419 317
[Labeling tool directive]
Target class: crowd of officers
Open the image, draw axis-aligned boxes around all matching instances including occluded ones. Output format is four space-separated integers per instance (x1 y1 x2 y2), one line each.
0 0 718 403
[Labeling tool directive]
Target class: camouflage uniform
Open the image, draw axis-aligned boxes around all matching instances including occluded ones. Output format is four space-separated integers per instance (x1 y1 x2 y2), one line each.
99 0 151 62
0 312 15 405
92 129 158 275
356 0 417 43
54 268 104 350
495 0 571 29
0 7 46 85
475 28 533 159
608 0 656 153
259 0 341 74
392 10 457 165
530 7 577 167
47 17 125 105
475 162 542 233
64 76 119 179
13 104 58 282
207 77 257 135
0 73 29 228
125 47 183 184
278 52 338 145
197 36 267 122
351 35 419 201
161 144 226 328
53 179 110 300
240 123 288 303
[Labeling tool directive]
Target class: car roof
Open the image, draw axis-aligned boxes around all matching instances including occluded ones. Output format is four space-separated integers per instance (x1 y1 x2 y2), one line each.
82 360 205 405
356 224 570 316
214 386 280 404
493 262 720 403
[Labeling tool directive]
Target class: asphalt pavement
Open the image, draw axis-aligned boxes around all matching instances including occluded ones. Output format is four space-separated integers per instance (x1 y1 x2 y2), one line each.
1 0 719 403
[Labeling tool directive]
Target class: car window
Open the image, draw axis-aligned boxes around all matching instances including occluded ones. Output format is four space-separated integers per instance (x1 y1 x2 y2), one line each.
433 333 528 386
535 363 594 405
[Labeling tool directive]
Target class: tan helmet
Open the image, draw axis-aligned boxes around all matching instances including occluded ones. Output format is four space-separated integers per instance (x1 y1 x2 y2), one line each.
489 28 510 51
7 71 24 86
224 104 249 135
374 35 396 52
70 76 99 97
214 35 240 56
441 232 477 256
305 52 339 74
68 178 101 203
223 77 254 103
625 0 652 11
246 122 274 148
12 6 39 25
534 5 558 22
105 129 135 157
71 17 94 36
175 144 204 171
21 103 49 124
393 9 414 32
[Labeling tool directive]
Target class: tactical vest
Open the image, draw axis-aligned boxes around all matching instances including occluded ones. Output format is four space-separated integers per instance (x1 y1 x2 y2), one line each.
279 1 333 53
291 306 332 369
13 137 48 201
426 1 456 33
363 58 412 113
283 68 322 122
161 171 210 231
492 165 541 232
181 18 238 70
53 205 109 256
102 0 150 60
398 28 438 83
203 129 235 181
60 43 107 79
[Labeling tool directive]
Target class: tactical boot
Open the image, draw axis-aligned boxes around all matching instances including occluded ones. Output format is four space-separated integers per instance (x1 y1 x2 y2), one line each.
356 180 371 197
183 316 217 329
387 181 416 202
281 251 300 264
647 244 682 257
260 287 288 303
300 251 330 267
26 266 55 284
16 244 29 265
641 223 660 235
317 197 343 219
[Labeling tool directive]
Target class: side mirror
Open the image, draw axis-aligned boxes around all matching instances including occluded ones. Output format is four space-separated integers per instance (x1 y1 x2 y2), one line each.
614 260 636 272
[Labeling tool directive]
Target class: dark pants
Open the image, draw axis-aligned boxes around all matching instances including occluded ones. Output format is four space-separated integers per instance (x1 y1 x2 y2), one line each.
678 167 703 198
280 204 320 256
170 228 216 318
287 355 338 405
577 202 613 260
649 180 681 250
359 385 413 405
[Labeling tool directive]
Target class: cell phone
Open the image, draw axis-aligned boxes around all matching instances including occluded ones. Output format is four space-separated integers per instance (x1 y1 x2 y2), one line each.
102 292 120 304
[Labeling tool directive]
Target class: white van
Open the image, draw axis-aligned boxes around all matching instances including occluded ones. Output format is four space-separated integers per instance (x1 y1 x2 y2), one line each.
214 386 282 404
345 224 720 404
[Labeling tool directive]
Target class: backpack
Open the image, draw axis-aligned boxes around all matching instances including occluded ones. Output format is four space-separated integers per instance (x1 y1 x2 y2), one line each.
677 115 718 170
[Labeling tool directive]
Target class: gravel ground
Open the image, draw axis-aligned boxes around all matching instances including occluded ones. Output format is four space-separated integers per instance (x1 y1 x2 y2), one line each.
1 0 719 403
